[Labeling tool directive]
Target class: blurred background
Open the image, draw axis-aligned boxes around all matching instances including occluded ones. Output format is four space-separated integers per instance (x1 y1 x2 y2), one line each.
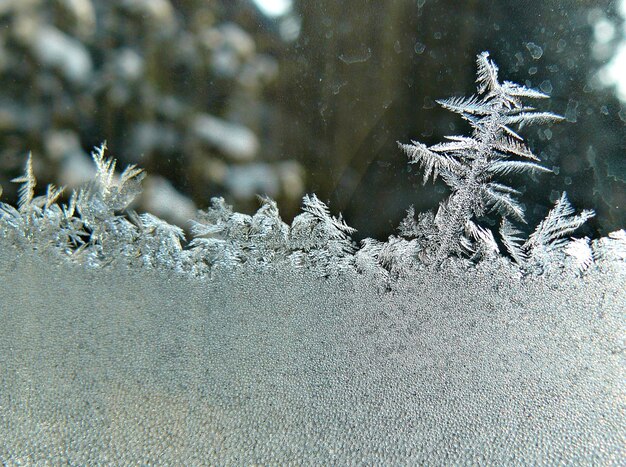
0 0 624 240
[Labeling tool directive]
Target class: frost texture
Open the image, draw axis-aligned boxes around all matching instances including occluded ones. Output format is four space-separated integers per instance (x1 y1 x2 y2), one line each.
0 244 624 464
0 144 358 278
0 53 624 281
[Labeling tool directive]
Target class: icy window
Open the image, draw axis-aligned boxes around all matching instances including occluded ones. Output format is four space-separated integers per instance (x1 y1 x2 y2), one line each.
0 1 624 464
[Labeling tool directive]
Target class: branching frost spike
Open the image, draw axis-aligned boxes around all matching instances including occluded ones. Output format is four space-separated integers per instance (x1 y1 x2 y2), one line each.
399 51 563 266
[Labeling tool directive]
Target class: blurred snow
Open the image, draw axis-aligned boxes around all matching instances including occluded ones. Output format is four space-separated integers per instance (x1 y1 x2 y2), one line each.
32 26 93 85
597 0 626 100
139 175 197 227
252 0 292 18
193 114 259 162
225 163 279 199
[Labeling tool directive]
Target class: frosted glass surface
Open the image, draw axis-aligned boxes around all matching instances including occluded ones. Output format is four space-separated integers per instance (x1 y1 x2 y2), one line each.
0 3 624 463
1 245 623 464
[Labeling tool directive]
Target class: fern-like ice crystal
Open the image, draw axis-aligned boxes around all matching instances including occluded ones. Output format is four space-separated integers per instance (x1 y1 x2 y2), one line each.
399 52 563 266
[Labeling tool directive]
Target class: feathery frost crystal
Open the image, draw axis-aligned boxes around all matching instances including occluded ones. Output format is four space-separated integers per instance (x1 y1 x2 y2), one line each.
399 52 587 269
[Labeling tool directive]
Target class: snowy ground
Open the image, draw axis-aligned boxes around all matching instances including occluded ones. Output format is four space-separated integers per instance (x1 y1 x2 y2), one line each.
0 244 624 465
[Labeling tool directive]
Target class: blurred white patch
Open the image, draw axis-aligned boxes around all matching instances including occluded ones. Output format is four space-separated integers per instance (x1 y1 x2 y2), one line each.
279 15 301 42
253 0 292 18
599 43 626 100
597 0 626 100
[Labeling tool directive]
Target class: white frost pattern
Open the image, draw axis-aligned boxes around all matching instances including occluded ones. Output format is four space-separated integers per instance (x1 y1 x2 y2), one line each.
0 53 624 280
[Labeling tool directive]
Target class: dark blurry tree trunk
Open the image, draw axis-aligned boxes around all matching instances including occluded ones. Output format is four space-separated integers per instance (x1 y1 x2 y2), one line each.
280 0 484 236
286 0 415 201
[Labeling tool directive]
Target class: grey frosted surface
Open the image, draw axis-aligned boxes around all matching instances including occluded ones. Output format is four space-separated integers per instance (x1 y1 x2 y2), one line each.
0 245 624 464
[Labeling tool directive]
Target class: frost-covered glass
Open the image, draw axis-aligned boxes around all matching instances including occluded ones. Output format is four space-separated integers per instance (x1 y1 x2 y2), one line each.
0 0 624 464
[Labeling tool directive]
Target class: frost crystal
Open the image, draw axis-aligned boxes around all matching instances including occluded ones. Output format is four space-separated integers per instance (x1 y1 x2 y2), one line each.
399 52 566 266
396 52 612 274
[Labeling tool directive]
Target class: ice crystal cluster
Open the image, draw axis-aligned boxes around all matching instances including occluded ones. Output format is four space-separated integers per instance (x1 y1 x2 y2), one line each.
0 53 623 279
0 53 624 464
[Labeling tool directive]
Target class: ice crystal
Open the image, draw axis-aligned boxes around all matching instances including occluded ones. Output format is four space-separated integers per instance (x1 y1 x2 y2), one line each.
399 52 565 266
394 52 620 277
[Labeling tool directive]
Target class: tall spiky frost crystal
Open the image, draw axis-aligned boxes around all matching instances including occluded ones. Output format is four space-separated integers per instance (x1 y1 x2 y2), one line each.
399 52 565 265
